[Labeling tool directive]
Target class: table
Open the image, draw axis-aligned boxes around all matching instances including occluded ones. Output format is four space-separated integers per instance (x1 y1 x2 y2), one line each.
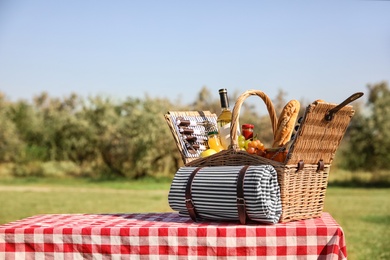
0 212 346 259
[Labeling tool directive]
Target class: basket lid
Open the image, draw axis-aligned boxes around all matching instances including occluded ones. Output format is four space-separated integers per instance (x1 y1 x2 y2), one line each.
164 111 218 164
285 101 355 165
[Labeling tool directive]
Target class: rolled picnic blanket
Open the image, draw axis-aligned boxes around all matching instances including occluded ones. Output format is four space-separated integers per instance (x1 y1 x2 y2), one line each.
168 165 282 224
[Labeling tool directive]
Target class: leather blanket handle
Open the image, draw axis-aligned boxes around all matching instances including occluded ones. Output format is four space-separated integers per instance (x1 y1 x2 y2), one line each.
185 167 203 221
236 165 250 225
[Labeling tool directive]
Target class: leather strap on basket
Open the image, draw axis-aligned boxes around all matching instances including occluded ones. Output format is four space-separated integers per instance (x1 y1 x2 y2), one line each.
236 165 250 224
325 92 364 121
317 159 324 172
185 167 202 221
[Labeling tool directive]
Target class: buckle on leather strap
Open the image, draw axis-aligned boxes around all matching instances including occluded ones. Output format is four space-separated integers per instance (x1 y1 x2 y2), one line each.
185 199 194 209
236 198 245 205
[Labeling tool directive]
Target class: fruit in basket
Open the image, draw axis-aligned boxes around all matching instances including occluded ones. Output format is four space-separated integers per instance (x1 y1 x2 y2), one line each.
265 148 288 162
244 139 251 150
245 139 265 155
249 139 265 150
247 146 256 154
238 135 246 150
200 149 217 158
256 147 266 156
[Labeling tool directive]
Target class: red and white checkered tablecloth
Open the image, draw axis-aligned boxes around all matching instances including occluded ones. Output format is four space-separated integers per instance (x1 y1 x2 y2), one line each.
0 212 346 259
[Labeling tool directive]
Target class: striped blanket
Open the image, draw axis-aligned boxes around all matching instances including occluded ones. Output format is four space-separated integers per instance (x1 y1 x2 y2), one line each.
168 165 282 224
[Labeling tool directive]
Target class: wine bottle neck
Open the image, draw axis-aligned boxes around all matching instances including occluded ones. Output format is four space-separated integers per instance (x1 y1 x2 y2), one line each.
219 89 229 109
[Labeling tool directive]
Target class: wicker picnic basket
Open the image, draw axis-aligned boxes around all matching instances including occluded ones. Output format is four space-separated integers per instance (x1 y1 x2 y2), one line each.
179 89 363 223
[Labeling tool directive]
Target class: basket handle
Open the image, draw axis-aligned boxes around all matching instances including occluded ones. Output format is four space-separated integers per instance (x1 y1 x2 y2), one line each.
230 90 278 149
324 92 364 121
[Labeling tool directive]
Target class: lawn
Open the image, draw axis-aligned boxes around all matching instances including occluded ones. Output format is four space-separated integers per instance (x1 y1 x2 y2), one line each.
323 187 389 259
0 177 173 225
0 178 389 259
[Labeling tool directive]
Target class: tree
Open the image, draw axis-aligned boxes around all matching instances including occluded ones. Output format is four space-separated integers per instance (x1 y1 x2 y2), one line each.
0 93 25 162
342 81 390 171
90 96 180 178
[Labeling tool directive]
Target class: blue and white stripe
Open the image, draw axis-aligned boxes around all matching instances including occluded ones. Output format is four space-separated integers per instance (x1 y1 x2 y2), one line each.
168 165 282 224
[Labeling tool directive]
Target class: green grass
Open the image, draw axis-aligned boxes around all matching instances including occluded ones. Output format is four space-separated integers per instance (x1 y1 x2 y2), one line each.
0 178 173 225
0 178 389 259
323 187 390 259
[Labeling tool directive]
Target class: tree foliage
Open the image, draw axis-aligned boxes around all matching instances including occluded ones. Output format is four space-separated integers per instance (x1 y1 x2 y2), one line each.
341 81 390 171
0 94 25 162
0 82 388 179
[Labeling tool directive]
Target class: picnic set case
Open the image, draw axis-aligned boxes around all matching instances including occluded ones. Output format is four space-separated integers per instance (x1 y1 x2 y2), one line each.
165 89 362 223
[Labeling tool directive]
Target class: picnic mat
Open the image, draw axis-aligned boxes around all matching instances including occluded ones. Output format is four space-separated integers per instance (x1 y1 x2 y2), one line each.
168 165 282 224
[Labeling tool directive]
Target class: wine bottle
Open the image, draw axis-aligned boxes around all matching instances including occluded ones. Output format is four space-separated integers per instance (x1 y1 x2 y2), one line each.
217 89 232 149
217 89 232 127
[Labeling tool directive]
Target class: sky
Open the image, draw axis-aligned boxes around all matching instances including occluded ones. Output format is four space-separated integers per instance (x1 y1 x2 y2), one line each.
0 1 389 106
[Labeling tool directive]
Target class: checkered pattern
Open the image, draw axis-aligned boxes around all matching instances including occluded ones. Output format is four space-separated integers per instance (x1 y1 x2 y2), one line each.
0 212 346 259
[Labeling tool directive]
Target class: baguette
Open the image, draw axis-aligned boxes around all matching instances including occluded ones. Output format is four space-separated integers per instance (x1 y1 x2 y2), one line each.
272 100 300 147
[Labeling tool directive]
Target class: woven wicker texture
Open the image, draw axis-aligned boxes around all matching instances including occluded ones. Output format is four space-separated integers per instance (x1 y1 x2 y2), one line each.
230 89 278 141
286 101 355 164
185 90 356 223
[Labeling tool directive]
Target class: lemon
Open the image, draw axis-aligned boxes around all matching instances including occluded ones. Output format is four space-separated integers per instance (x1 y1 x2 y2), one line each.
200 149 217 158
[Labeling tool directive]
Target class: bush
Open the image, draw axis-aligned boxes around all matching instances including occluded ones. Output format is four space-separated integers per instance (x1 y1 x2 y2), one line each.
12 162 44 178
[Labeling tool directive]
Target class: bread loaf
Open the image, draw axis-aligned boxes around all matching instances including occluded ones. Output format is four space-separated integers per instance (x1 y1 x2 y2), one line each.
272 100 300 147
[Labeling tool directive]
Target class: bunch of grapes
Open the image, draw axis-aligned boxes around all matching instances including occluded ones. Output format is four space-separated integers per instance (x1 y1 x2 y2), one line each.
237 135 265 156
